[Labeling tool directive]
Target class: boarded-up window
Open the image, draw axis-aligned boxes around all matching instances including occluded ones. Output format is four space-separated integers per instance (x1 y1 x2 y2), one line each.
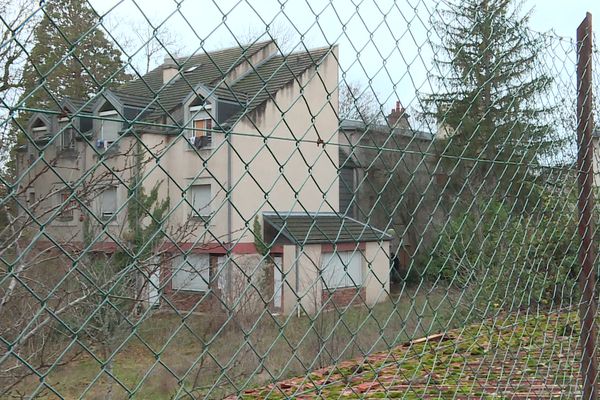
172 253 210 291
321 251 363 289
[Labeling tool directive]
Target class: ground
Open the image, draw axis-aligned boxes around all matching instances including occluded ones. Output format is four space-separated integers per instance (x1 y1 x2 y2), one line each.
5 289 584 399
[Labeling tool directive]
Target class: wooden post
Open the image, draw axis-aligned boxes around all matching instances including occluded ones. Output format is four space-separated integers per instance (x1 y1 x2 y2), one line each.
576 12 598 400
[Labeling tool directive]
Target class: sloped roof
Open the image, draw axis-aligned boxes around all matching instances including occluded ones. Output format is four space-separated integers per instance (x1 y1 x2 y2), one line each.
121 41 271 116
224 46 332 125
263 211 391 245
118 42 333 127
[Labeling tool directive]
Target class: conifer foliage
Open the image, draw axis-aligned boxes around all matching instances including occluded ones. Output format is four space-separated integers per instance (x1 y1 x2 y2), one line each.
426 0 556 197
21 0 128 109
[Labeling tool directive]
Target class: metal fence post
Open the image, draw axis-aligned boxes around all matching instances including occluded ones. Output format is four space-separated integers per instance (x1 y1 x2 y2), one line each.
576 12 598 400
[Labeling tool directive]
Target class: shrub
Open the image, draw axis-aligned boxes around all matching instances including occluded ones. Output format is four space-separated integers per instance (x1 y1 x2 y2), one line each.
425 189 579 310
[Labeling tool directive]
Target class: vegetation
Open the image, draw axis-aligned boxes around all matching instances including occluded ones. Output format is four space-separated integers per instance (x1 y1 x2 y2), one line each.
425 189 580 312
20 0 128 110
425 0 559 200
4 288 459 399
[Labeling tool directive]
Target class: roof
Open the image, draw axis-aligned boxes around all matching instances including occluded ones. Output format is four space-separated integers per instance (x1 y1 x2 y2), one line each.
340 118 434 141
224 47 332 124
114 41 333 127
263 211 391 245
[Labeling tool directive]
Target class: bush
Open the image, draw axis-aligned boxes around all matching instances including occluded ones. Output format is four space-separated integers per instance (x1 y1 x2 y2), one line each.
424 190 580 310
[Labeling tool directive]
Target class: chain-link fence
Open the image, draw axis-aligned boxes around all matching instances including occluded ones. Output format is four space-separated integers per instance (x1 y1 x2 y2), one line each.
1 0 599 398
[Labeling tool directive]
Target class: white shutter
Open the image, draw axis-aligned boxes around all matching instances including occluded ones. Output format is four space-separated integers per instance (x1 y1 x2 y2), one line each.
101 187 117 218
322 251 363 288
172 254 210 291
190 185 211 216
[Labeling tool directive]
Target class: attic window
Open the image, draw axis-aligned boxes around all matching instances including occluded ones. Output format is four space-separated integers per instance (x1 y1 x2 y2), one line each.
185 65 200 73
31 120 48 138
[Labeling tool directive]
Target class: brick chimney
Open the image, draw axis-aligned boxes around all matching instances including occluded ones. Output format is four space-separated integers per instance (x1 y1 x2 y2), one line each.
162 55 179 84
387 101 406 126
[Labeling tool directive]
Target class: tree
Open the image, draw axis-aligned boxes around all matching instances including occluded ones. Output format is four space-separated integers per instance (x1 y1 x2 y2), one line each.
425 0 556 201
339 80 382 125
19 0 128 111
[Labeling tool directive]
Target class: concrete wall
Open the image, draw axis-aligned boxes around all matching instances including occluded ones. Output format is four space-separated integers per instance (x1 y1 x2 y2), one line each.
17 131 137 248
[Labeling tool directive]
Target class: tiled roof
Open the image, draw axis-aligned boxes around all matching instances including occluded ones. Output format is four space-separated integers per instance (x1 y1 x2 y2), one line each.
121 41 272 116
263 211 391 245
118 42 333 127
223 46 333 125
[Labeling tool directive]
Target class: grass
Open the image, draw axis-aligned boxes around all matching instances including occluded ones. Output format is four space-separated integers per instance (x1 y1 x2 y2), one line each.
6 286 461 399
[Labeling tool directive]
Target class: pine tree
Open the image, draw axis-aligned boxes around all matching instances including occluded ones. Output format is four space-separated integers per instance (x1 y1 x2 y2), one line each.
20 0 128 110
426 0 556 200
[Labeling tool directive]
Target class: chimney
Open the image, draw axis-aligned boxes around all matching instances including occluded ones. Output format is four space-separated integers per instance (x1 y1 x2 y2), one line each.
162 55 179 84
386 101 406 126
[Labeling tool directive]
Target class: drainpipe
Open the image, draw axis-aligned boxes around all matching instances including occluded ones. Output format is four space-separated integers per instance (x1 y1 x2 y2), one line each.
226 124 233 297
295 245 300 318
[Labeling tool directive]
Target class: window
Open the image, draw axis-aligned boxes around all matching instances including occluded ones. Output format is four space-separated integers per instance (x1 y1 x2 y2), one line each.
59 117 75 150
58 191 75 221
189 118 212 149
31 124 47 139
321 251 363 289
188 184 212 217
172 253 210 291
99 110 121 148
99 187 117 221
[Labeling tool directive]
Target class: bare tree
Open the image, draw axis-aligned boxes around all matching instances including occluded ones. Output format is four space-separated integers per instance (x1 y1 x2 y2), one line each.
232 21 299 54
0 139 206 396
339 80 382 124
0 0 37 170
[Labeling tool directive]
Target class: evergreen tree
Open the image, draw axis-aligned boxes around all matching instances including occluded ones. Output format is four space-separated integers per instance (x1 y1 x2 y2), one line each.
20 0 128 110
425 0 556 200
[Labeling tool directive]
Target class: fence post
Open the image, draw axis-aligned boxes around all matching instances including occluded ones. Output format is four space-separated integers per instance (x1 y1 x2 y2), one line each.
576 12 598 400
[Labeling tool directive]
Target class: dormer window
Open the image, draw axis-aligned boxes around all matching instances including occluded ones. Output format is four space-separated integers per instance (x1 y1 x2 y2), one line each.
189 103 212 150
98 109 121 149
31 120 48 139
58 116 75 150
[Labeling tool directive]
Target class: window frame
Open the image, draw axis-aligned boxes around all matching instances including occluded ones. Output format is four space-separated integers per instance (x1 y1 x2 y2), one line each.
58 116 76 150
31 125 48 140
188 105 213 149
99 186 117 221
57 190 75 221
98 110 121 148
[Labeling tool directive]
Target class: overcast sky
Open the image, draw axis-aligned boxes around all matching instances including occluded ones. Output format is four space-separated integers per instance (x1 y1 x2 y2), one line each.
90 0 598 124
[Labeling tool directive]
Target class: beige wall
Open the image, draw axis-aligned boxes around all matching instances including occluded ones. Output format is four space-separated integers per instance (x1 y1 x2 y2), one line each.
18 134 137 245
364 241 391 305
280 241 391 315
21 48 341 253
229 49 340 244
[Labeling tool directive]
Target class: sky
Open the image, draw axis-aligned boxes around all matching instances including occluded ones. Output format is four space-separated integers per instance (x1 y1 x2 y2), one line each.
89 0 598 128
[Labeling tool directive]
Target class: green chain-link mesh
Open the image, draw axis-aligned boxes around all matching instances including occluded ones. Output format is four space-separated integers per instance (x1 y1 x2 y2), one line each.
0 0 598 398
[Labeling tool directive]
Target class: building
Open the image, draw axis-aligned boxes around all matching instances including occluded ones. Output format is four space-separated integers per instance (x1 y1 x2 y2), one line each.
16 41 391 315
338 105 438 282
